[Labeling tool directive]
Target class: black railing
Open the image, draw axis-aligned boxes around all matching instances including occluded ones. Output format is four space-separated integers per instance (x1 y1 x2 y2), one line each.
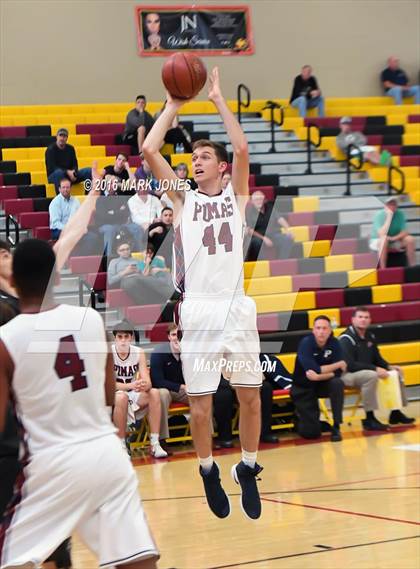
262 100 284 153
304 124 322 174
78 278 97 309
6 215 19 246
387 164 405 195
344 144 364 196
237 83 251 124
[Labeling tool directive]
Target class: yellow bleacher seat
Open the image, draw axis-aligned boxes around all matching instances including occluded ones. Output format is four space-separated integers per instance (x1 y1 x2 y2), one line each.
403 364 420 387
244 261 270 279
170 153 192 170
292 196 319 213
308 308 340 328
77 146 106 158
403 133 420 145
253 291 315 314
372 284 402 304
68 135 91 145
325 254 354 272
244 275 292 295
288 226 309 242
46 184 56 198
303 240 331 257
277 353 296 373
348 269 378 287
380 342 420 364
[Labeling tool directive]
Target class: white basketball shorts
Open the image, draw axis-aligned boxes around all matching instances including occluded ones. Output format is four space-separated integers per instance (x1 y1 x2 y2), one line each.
178 292 262 395
0 435 158 568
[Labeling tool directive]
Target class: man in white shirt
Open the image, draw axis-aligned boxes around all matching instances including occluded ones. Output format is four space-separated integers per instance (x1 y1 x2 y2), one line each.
49 178 80 239
128 189 162 234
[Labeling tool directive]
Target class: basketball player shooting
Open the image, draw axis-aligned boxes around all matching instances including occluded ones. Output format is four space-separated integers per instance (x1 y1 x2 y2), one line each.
143 67 264 520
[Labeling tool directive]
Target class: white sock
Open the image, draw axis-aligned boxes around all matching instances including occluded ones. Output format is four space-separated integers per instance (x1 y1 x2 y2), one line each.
150 433 160 445
199 455 214 473
242 449 257 468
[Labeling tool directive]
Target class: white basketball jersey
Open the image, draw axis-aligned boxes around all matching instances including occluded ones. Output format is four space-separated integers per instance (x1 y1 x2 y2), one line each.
173 183 245 296
0 304 115 454
112 344 140 384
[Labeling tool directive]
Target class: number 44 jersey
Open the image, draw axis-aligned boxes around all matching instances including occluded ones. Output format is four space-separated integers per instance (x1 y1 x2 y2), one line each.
173 183 245 296
0 305 115 454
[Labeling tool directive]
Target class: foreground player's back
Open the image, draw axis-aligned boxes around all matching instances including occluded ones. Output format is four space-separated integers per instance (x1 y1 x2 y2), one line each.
0 304 114 453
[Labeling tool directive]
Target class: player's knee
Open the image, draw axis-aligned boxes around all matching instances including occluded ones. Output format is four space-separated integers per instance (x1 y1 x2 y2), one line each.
115 391 129 407
149 388 161 404
237 387 260 413
189 399 211 423
403 234 414 245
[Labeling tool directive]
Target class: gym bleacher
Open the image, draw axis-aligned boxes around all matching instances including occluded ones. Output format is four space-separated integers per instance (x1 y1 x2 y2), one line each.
0 95 419 447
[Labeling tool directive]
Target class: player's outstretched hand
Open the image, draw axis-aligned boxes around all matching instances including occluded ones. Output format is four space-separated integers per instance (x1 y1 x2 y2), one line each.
166 90 191 110
208 67 223 103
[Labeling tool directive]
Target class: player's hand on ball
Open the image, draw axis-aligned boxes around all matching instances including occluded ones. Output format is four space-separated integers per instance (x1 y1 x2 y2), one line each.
166 90 188 109
208 67 223 102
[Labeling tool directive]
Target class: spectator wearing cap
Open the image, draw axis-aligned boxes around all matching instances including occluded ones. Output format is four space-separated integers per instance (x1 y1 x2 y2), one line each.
45 128 92 194
336 117 390 165
290 65 325 117
381 56 420 105
370 197 415 268
49 178 80 240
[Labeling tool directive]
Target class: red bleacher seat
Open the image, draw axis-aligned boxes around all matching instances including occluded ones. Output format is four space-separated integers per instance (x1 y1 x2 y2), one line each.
330 238 358 254
311 225 337 241
272 389 291 397
4 199 34 216
69 256 103 274
76 123 124 135
106 288 132 307
270 258 298 276
105 145 132 157
315 289 344 308
0 186 18 204
397 300 420 320
17 212 49 230
408 115 420 123
382 145 401 155
377 267 404 284
125 304 163 325
33 227 51 240
366 135 383 145
353 252 378 269
257 313 279 332
292 273 321 292
90 134 116 146
127 156 141 168
287 212 315 226
402 283 420 301
0 127 26 138
85 272 107 290
399 156 420 167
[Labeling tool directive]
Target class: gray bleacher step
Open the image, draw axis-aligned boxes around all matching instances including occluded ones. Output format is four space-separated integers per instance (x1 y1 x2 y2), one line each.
53 276 80 294
263 169 370 184
182 114 261 124
53 292 86 306
204 122 285 134
227 140 306 153
245 152 332 164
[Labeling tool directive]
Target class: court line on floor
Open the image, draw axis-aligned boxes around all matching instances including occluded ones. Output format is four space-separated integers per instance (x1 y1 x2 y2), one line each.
142 486 419 503
262 496 420 526
201 534 420 569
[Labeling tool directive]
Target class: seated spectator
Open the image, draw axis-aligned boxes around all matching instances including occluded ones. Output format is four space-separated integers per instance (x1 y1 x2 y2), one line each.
111 324 168 458
103 153 135 194
134 157 159 191
369 197 415 268
45 128 91 193
128 187 162 236
148 207 174 265
174 162 189 180
155 104 193 153
381 56 420 105
290 65 325 118
245 191 294 261
339 307 414 428
107 241 138 288
150 324 189 442
221 172 232 190
122 95 155 155
92 179 143 255
48 178 80 240
291 316 346 442
120 244 174 305
336 117 390 165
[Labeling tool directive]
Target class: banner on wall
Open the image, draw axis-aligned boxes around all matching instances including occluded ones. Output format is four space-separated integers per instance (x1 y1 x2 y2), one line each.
135 5 254 56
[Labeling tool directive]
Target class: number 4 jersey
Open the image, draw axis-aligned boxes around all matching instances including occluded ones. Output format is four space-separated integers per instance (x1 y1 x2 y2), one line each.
0 304 115 454
173 183 245 296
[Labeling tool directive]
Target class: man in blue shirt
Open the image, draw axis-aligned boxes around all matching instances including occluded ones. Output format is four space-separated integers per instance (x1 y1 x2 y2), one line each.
292 316 346 442
49 178 80 240
381 56 420 105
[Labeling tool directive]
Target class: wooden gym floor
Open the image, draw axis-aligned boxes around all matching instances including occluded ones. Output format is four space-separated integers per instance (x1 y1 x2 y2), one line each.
73 403 420 569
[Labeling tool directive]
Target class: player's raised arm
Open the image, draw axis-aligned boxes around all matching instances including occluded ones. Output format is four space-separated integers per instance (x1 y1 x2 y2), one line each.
208 67 249 208
53 161 102 271
143 95 189 219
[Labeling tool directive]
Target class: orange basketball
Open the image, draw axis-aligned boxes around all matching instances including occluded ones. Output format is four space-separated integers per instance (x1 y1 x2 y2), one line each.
162 52 207 99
